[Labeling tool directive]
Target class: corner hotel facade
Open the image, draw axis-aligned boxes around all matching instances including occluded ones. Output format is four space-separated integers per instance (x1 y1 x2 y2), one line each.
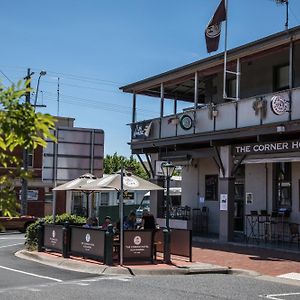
121 25 300 242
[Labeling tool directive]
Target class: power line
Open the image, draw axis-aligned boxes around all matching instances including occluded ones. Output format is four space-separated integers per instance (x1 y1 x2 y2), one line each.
0 65 125 86
41 79 123 95
32 68 124 86
42 93 157 118
0 70 13 84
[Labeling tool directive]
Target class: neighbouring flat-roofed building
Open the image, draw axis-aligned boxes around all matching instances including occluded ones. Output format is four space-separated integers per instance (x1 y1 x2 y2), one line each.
6 116 104 217
120 25 300 243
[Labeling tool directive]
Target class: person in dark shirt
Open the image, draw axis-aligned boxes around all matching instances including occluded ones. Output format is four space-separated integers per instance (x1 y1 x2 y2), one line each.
100 216 112 230
141 210 156 230
124 211 137 230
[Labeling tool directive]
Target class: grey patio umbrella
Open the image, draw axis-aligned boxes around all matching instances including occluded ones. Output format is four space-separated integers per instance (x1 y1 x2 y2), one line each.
79 169 164 265
53 173 97 191
52 173 98 219
78 171 164 192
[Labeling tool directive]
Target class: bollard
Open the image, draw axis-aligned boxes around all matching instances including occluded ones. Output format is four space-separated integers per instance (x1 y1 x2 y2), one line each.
37 220 44 252
163 228 171 264
104 224 114 266
62 221 70 258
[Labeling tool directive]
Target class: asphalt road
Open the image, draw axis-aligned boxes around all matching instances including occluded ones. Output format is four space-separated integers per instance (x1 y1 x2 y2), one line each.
1 233 300 299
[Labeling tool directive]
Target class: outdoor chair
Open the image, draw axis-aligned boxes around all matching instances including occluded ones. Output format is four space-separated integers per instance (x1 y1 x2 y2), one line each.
289 223 300 248
201 207 209 234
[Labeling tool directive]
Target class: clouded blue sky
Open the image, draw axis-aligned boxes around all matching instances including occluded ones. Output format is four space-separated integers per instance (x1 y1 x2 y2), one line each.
1 0 299 156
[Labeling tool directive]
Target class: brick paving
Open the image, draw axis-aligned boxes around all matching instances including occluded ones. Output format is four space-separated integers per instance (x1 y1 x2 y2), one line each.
192 241 300 276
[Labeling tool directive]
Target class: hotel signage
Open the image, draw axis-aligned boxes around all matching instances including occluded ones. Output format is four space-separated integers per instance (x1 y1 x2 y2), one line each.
44 225 63 251
233 140 300 155
70 227 105 258
123 231 152 261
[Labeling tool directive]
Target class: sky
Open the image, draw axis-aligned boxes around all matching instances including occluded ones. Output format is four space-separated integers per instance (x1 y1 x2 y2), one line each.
1 0 300 157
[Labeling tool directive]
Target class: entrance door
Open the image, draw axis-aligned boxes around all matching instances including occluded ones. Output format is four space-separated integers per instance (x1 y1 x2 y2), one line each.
234 165 245 232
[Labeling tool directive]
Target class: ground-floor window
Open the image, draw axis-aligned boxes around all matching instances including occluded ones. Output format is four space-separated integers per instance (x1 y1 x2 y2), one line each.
274 162 292 209
72 192 87 216
99 192 109 206
205 175 218 201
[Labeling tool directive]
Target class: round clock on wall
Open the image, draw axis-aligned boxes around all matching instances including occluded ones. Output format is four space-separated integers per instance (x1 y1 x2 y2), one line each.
179 114 193 130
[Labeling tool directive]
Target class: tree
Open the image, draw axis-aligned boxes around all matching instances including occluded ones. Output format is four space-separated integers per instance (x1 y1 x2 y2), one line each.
103 153 148 179
0 80 56 217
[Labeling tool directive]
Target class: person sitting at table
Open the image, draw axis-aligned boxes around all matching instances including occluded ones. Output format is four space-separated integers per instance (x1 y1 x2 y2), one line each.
100 216 112 230
83 217 94 228
123 211 137 230
140 210 156 230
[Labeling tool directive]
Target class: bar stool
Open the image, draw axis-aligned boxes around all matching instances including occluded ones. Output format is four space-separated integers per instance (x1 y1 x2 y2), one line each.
258 210 269 241
264 211 277 243
201 206 209 234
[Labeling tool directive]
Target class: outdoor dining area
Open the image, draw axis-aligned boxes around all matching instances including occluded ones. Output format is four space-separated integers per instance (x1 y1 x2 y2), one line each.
43 163 192 265
245 209 300 248
37 221 192 265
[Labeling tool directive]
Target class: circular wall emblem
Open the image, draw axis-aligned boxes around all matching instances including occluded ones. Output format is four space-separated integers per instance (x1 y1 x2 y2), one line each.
271 95 288 115
179 114 193 130
205 24 221 38
52 230 56 238
133 236 142 245
85 233 91 243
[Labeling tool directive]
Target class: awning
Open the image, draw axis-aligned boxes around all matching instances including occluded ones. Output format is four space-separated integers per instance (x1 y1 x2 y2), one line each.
242 155 300 164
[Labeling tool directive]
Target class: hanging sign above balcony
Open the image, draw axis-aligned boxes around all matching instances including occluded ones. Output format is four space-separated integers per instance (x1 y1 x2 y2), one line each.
270 95 289 115
132 121 152 139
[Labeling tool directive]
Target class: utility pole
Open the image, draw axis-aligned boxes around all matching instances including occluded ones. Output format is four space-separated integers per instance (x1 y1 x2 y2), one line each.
20 68 33 215
274 0 289 30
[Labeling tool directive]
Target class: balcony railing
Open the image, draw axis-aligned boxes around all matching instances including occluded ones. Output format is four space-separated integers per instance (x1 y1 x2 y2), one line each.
131 88 299 142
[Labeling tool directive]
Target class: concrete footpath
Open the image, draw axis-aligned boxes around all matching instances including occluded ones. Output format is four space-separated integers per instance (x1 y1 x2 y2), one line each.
15 240 300 280
16 249 229 276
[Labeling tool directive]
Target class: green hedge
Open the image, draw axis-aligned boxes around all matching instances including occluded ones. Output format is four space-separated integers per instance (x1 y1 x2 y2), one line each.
25 213 86 250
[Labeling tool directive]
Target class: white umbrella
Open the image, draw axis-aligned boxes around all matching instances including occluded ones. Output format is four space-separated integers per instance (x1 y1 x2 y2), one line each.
52 173 98 219
80 170 163 265
53 173 97 191
79 172 164 192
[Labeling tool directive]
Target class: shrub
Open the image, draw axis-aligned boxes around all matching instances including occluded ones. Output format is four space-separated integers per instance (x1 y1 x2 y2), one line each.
25 213 86 250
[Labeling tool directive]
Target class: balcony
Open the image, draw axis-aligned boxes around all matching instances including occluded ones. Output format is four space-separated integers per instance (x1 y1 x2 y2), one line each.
130 88 300 145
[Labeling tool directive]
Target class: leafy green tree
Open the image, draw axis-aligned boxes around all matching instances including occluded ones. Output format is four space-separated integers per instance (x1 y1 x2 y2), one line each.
0 81 56 217
103 152 148 179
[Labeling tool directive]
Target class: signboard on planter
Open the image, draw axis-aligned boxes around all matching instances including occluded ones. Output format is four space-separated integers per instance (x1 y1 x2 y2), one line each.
70 227 105 260
44 224 63 252
123 231 153 262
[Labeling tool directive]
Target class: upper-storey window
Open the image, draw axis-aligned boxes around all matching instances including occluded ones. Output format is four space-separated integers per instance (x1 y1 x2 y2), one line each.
274 64 289 91
226 77 236 99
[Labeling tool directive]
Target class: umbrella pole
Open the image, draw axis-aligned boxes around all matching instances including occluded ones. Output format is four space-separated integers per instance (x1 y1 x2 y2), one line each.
52 190 56 223
86 192 89 218
119 165 124 266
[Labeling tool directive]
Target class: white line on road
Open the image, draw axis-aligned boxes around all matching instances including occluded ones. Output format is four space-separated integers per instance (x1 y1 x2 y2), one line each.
0 237 25 240
0 243 24 249
260 292 300 299
0 265 63 282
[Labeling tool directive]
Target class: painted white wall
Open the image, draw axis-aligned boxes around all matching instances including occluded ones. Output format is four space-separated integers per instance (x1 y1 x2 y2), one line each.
182 157 220 233
245 163 268 215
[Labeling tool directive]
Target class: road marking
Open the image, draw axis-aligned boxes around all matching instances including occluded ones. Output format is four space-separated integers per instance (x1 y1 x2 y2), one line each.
81 276 131 282
0 237 25 240
278 273 300 281
260 292 300 299
0 265 63 282
0 243 24 249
